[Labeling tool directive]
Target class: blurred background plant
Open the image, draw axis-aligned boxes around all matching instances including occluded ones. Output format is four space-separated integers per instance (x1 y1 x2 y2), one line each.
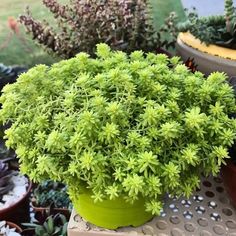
33 180 71 209
19 0 186 59
0 0 186 65
177 0 236 49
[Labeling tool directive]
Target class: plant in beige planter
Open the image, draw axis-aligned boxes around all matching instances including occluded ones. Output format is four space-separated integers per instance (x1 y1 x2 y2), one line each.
0 44 236 229
176 0 236 76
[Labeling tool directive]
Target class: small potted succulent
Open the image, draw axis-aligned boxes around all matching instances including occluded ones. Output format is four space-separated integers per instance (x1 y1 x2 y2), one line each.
176 0 236 76
0 44 236 229
22 213 68 236
32 180 71 220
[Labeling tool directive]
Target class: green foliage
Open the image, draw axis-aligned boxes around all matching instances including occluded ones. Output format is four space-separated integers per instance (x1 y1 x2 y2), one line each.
177 0 236 48
23 213 68 236
34 180 71 208
19 0 165 58
1 44 236 214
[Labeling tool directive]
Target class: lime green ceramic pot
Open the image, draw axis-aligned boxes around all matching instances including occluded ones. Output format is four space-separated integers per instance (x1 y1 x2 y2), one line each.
72 191 153 229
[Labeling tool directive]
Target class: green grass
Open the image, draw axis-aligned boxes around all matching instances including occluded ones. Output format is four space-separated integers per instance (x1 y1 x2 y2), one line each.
0 0 185 67
0 0 66 67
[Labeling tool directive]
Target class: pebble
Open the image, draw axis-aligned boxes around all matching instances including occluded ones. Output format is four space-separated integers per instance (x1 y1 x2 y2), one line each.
0 171 28 210
0 221 21 236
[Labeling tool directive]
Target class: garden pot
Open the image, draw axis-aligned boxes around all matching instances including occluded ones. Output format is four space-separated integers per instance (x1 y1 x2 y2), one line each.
6 221 23 233
0 179 32 225
31 199 71 221
176 32 236 77
72 191 153 229
221 159 236 207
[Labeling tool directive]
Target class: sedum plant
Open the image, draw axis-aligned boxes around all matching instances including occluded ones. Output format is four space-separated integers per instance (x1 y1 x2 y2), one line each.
1 44 236 214
19 0 173 58
177 0 236 49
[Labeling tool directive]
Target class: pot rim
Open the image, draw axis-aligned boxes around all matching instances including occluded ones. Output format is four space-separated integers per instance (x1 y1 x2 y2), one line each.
0 174 32 214
178 32 236 61
6 221 23 233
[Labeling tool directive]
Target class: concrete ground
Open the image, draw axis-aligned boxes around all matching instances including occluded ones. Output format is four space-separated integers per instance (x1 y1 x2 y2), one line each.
181 0 236 16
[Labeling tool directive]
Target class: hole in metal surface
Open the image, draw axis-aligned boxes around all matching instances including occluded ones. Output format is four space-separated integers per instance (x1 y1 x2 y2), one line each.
208 201 217 209
183 210 193 219
181 199 191 207
219 196 229 204
222 208 233 216
156 220 168 230
203 180 212 187
74 215 82 222
216 186 224 193
160 209 167 217
184 223 196 232
195 206 206 214
226 220 236 229
171 228 184 236
205 191 215 198
170 216 181 225
200 230 212 236
213 225 225 235
193 195 204 202
214 177 223 183
210 212 221 221
197 218 208 227
142 225 154 235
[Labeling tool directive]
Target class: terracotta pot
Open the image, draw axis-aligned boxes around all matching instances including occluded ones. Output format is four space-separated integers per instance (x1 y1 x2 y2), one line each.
6 221 23 233
31 199 71 221
0 178 32 225
221 159 236 206
176 32 236 77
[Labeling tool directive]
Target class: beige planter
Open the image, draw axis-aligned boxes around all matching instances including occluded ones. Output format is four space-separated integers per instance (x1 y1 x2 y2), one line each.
176 32 236 77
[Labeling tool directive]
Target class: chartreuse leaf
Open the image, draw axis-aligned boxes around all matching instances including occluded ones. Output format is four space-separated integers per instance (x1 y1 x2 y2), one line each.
0 44 236 216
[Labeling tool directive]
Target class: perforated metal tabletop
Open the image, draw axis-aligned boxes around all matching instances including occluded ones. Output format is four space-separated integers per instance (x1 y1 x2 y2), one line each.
68 175 236 236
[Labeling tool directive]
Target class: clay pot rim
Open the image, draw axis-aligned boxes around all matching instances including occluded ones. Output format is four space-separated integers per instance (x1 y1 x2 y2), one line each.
0 174 32 215
31 198 69 212
6 221 23 233
178 32 236 61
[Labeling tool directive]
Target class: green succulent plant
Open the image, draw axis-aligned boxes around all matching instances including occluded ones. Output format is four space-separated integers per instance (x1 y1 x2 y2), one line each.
1 44 236 215
34 180 71 209
23 213 68 236
177 0 236 48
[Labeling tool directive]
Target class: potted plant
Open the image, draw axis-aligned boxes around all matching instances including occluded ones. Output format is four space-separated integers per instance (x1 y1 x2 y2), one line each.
0 158 32 225
0 44 236 229
176 0 236 76
0 220 22 235
32 180 71 220
22 213 68 236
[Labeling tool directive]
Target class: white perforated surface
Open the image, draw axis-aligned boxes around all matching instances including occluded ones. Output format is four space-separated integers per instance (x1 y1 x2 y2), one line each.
68 175 236 236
